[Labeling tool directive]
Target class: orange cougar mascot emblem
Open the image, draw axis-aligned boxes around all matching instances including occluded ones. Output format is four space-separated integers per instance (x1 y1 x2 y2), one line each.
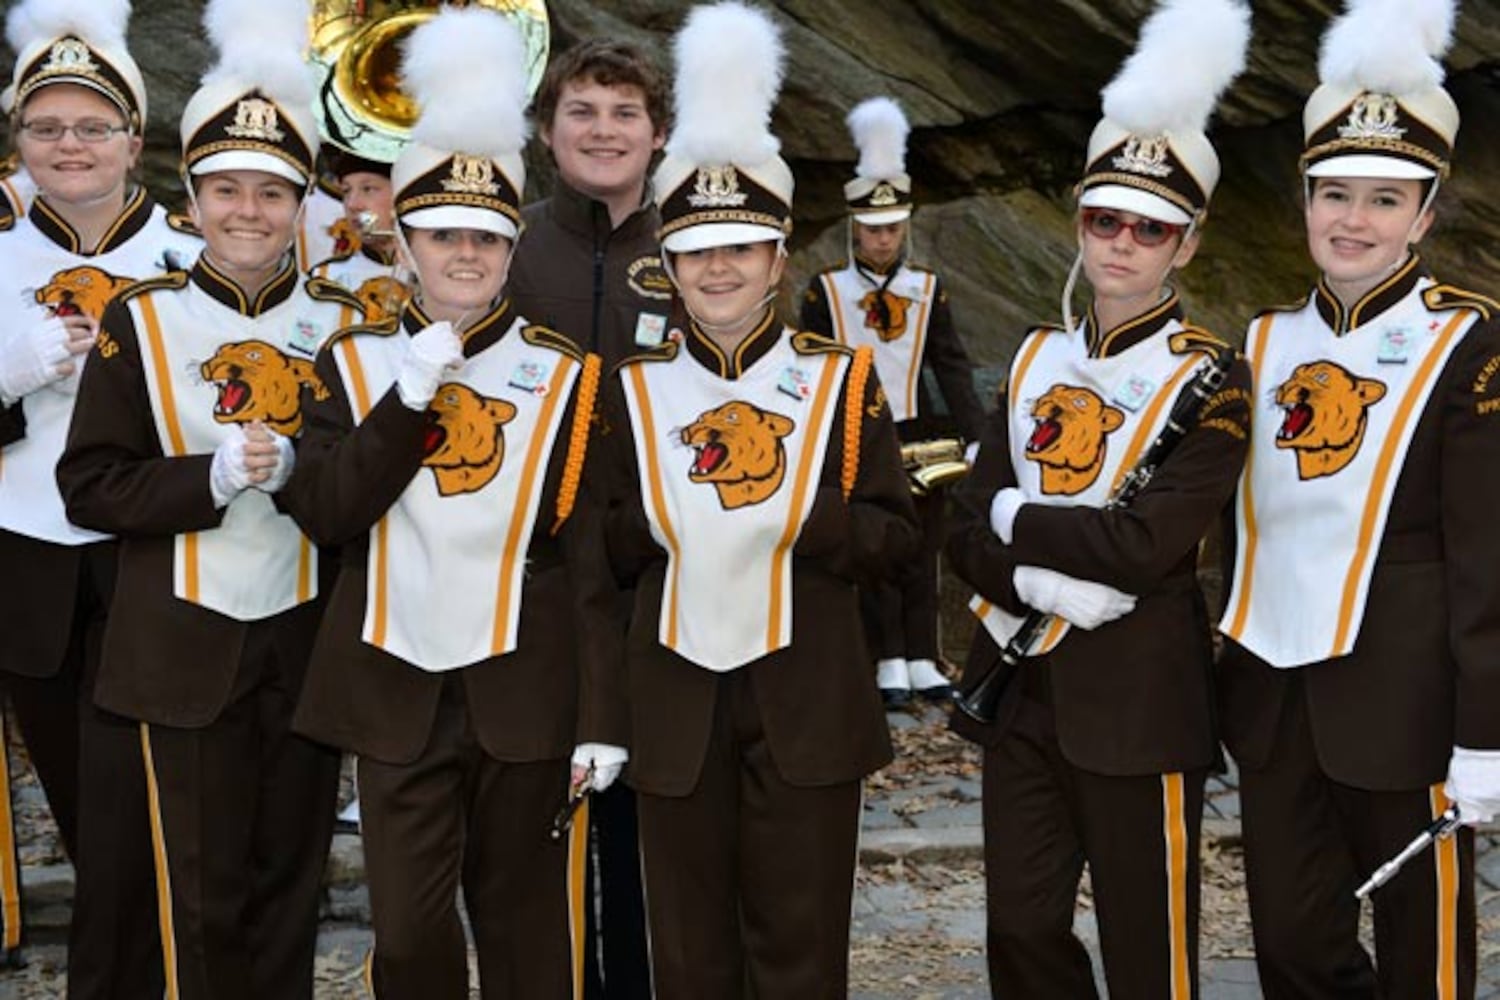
422 383 518 496
200 341 327 436
858 289 911 342
36 266 133 321
1274 360 1386 479
682 400 796 510
1025 384 1125 495
354 276 409 322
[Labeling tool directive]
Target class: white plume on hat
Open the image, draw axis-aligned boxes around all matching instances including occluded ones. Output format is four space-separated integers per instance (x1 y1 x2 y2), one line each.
5 0 129 55
666 1 785 167
1319 0 1456 95
848 97 909 181
403 6 531 160
1101 0 1251 137
200 0 313 108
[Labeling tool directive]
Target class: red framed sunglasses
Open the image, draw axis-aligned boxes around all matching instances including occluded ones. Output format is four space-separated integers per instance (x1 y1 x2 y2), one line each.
1081 208 1184 248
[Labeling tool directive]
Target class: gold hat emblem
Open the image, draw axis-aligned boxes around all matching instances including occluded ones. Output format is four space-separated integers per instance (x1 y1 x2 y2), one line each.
1112 134 1174 179
687 165 749 208
869 182 898 207
225 98 286 143
440 154 501 196
1338 92 1406 142
43 37 98 73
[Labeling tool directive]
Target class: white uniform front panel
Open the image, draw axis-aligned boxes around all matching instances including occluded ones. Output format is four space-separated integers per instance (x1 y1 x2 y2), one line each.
819 264 935 422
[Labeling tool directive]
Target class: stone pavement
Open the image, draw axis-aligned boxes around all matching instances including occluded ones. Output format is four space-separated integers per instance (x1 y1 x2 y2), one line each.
2 701 1498 997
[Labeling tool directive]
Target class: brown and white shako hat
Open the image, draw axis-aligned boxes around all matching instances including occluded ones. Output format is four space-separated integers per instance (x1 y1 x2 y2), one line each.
1302 0 1460 182
653 1 793 254
844 97 912 226
179 0 319 190
3 0 146 129
1077 0 1251 226
390 6 531 239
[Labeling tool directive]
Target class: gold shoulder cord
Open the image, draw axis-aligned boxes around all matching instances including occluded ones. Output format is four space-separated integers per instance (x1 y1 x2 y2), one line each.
552 353 602 534
841 346 874 500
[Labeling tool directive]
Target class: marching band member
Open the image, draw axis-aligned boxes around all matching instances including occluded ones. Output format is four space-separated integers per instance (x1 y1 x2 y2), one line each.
800 96 985 708
946 1 1253 995
0 0 199 990
309 146 411 324
585 4 916 995
1218 1 1500 995
282 8 615 996
55 0 359 995
508 36 671 998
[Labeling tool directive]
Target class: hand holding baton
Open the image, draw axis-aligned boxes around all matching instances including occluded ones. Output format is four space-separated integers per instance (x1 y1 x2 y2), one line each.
550 762 595 842
1354 805 1462 899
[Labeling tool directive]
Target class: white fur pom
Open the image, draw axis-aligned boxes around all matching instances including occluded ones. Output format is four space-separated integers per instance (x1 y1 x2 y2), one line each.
6 0 130 54
1319 0 1456 94
848 97 909 181
403 6 531 158
201 0 313 107
666 2 785 166
1101 0 1251 136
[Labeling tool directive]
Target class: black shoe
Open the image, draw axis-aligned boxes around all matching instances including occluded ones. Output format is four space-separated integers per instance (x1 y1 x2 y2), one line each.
913 683 954 703
881 687 913 710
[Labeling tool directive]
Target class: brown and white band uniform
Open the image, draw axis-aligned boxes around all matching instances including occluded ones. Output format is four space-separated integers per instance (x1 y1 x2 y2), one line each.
56 3 351 996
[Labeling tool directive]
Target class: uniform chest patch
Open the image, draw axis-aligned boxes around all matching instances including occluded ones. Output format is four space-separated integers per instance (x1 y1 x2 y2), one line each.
200 339 328 436
681 400 795 510
1024 383 1125 495
36 265 132 321
421 383 518 496
858 288 912 342
1273 360 1386 480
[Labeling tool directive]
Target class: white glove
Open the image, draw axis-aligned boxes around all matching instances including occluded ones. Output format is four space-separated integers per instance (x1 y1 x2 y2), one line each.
396 320 463 410
209 425 255 508
964 440 980 466
1013 564 1136 630
989 487 1025 545
0 315 76 404
570 743 629 793
254 429 296 495
1444 746 1500 825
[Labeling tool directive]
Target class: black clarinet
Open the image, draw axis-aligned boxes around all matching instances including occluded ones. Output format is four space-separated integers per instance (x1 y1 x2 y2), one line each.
954 345 1237 724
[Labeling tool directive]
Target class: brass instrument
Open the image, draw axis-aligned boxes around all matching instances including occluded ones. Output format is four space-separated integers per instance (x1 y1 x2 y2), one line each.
309 1 551 164
900 437 969 496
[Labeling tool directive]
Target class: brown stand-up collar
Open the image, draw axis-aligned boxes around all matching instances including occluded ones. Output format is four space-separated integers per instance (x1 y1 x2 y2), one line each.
30 186 154 255
191 254 299 317
682 309 780 380
1085 291 1183 358
403 297 515 357
1313 254 1425 335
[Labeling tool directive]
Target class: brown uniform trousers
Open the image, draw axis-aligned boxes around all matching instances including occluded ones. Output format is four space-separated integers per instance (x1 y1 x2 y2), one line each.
284 302 612 998
55 261 346 1000
947 304 1252 999
590 321 917 998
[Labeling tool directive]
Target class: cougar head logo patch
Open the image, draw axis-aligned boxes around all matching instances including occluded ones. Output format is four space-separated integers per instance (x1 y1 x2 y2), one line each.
35 266 132 321
681 400 795 510
1274 361 1386 479
328 217 360 257
1025 384 1125 495
200 340 328 436
422 383 517 496
354 276 408 322
858 289 911 342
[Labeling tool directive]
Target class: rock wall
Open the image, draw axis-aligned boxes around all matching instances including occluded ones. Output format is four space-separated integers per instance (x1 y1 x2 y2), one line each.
2 0 1496 369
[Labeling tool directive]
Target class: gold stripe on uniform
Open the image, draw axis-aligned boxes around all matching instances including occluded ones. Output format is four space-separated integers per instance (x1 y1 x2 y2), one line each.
0 709 21 952
567 798 590 1000
822 274 850 346
1331 312 1466 654
1430 784 1459 1000
627 364 683 649
1160 773 1190 1000
902 272 936 418
139 724 180 1000
139 295 201 601
490 356 576 654
768 354 842 648
1223 314 1276 638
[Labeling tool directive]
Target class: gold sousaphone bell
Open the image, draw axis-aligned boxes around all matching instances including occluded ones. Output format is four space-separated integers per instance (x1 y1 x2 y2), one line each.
309 0 551 166
900 438 969 497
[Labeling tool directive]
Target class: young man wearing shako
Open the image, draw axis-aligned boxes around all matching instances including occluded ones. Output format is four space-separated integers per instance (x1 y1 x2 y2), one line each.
282 8 619 996
946 1 1254 995
800 96 986 709
1218 1 1500 995
56 1 360 995
584 4 917 995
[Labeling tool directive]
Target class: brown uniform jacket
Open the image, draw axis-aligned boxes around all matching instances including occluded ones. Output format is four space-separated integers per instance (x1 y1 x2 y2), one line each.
800 258 986 443
947 299 1252 776
589 315 918 796
55 259 349 726
282 299 620 767
509 181 673 369
1218 269 1500 791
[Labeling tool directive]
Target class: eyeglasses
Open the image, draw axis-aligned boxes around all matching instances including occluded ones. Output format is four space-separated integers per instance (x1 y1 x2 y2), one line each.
1081 208 1184 248
17 120 130 143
